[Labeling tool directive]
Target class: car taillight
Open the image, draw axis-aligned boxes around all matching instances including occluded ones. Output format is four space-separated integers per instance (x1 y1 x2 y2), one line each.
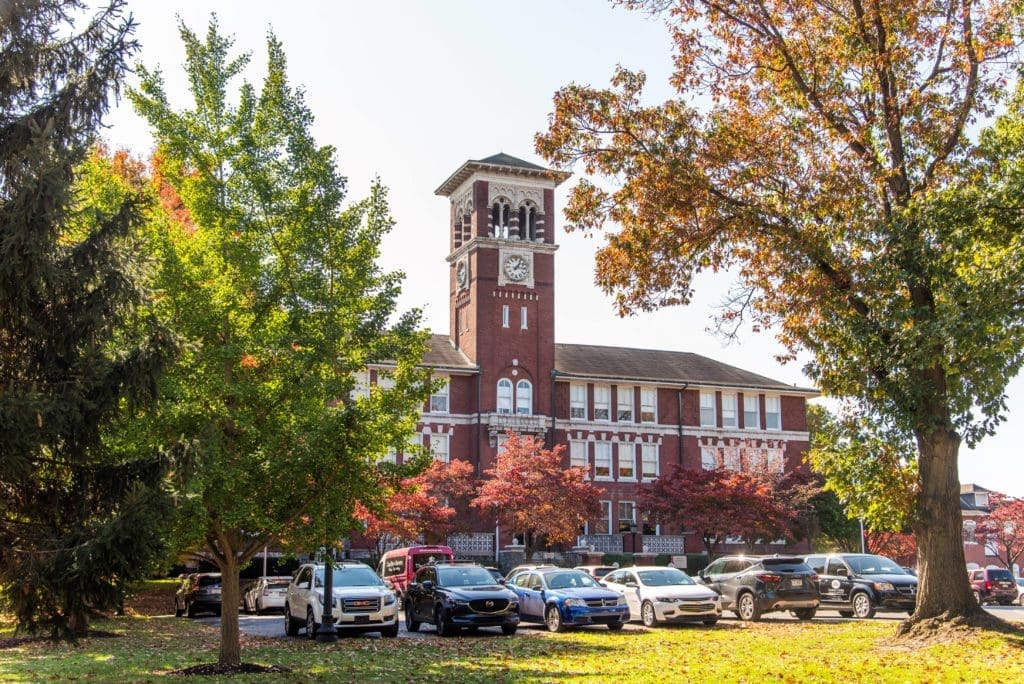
263 588 270 596
756 573 781 583
809 574 819 583
985 580 993 590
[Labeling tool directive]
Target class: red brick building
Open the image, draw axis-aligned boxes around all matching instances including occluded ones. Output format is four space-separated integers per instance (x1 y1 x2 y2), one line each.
356 154 817 560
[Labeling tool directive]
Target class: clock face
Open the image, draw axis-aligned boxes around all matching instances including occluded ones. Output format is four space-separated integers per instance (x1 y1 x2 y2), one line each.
503 255 529 281
455 261 468 288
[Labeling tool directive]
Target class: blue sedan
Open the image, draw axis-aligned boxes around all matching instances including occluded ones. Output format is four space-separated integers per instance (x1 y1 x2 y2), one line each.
507 568 629 632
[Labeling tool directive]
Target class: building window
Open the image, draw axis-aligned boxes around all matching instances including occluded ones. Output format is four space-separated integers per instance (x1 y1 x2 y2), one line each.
724 446 740 471
520 306 528 329
767 448 784 473
594 385 611 421
570 384 587 420
380 447 397 465
404 433 422 460
765 396 781 430
641 443 658 480
515 379 532 415
617 386 634 422
722 393 737 428
594 442 612 479
502 305 509 328
496 379 513 414
351 370 370 401
429 434 449 463
570 440 588 473
640 387 656 423
429 378 449 414
618 444 635 480
641 512 657 536
701 447 718 470
700 391 716 427
743 395 759 429
962 520 978 545
519 203 538 240
617 501 636 532
594 501 612 534
491 200 510 238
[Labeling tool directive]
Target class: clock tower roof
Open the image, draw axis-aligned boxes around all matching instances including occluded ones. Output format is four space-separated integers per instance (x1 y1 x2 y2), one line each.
435 152 571 196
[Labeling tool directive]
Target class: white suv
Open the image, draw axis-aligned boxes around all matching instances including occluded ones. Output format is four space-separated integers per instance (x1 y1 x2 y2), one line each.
284 562 398 638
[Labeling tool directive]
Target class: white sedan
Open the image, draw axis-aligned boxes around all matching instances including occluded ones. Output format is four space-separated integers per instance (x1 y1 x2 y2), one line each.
602 566 722 627
243 576 292 613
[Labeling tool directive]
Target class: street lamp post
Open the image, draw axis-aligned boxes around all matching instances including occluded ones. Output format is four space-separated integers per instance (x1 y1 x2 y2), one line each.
316 546 338 643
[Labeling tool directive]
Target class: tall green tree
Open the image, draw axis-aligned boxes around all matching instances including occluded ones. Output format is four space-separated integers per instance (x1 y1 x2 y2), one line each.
536 0 1024 627
130 19 429 667
0 1 176 638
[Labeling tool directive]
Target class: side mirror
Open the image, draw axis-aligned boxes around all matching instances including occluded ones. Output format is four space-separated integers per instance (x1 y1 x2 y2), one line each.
598 581 607 588
498 578 507 585
421 580 434 591
835 566 848 577
695 576 707 585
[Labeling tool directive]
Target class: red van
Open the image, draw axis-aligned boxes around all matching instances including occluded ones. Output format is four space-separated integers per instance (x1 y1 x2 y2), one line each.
378 545 454 606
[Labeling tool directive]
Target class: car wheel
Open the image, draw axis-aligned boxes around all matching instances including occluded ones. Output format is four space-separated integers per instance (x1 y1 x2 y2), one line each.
405 603 420 632
186 601 195 619
793 608 816 620
545 604 564 633
641 600 658 628
381 623 399 638
306 607 319 640
607 621 624 631
435 606 457 637
284 604 299 637
837 610 854 618
702 618 719 626
174 598 183 618
851 592 875 619
737 592 761 622
501 624 517 636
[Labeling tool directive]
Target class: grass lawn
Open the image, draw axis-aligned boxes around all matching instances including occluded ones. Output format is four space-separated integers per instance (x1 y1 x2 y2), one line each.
2 612 1022 683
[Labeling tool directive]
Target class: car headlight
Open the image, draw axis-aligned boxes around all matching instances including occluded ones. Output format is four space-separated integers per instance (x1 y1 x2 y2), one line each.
383 594 396 605
616 596 627 606
655 596 677 603
453 599 470 606
508 600 519 608
563 598 586 607
873 582 895 591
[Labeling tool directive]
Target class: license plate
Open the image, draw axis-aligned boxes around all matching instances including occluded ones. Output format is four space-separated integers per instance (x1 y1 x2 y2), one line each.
354 615 369 623
790 579 802 588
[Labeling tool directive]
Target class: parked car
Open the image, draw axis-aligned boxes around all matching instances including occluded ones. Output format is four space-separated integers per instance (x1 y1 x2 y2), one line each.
405 562 520 636
483 566 504 583
243 576 292 614
504 563 559 581
377 545 453 609
603 565 722 627
174 573 222 618
699 556 819 622
284 562 398 639
804 553 916 618
507 567 629 631
968 567 1018 605
1015 577 1024 606
574 565 616 580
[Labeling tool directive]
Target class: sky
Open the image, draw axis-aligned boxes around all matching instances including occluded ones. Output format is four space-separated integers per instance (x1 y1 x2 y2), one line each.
99 0 1024 497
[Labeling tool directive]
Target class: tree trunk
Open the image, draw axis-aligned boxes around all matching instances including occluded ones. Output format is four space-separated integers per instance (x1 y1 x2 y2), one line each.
523 529 535 561
910 427 983 621
217 553 241 668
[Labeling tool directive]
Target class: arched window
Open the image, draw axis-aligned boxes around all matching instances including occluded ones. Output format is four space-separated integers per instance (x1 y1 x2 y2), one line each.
516 380 532 415
491 199 510 238
527 206 537 239
496 379 513 414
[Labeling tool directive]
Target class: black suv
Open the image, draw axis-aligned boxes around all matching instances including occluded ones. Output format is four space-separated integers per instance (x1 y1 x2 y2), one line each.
405 562 520 636
174 572 222 618
804 553 917 618
698 556 819 621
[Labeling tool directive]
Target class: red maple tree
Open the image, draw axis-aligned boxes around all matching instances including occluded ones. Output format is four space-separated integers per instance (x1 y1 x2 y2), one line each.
975 494 1024 573
866 532 918 569
640 466 798 556
356 459 476 558
472 432 600 561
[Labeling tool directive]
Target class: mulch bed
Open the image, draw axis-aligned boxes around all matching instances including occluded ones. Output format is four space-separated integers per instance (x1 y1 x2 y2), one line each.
169 663 292 677
892 610 1023 646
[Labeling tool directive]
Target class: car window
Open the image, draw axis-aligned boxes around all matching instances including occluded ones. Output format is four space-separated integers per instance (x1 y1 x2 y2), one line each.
546 571 598 590
805 556 826 574
988 569 1013 581
438 566 496 587
970 570 981 581
321 566 383 587
527 573 543 591
604 571 623 584
847 555 904 575
297 567 311 588
637 568 695 586
723 560 749 574
825 558 847 575
512 573 530 588
761 559 813 573
704 560 725 575
621 572 638 586
197 575 221 587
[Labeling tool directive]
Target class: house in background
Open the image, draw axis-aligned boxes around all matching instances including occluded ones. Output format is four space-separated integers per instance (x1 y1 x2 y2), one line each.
960 483 1013 572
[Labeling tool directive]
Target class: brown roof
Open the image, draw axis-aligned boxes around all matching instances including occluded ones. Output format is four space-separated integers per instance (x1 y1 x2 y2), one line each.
423 335 815 394
554 342 816 394
435 153 571 197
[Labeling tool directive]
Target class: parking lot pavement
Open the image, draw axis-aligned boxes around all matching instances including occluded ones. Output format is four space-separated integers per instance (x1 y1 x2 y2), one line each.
194 604 1021 640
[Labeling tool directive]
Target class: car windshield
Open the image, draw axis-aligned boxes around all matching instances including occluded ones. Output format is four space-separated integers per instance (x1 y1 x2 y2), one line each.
545 571 599 590
437 566 497 587
637 568 695 587
197 576 221 587
846 555 905 575
267 579 291 588
761 559 813 573
314 566 382 587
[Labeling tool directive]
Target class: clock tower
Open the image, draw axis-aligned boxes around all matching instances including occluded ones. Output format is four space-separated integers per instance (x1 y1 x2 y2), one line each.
435 153 570 435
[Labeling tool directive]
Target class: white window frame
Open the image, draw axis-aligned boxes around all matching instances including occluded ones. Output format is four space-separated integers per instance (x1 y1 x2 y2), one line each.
496 378 513 414
520 306 528 329
593 385 611 422
570 440 588 474
515 379 532 415
617 501 636 532
641 443 659 480
640 387 656 424
724 446 741 471
722 393 738 428
429 433 449 463
765 395 781 430
429 378 450 414
594 500 612 534
594 442 612 480
570 383 587 420
743 394 759 429
502 305 510 328
700 391 716 427
617 443 636 481
351 370 370 400
404 432 422 460
617 386 634 423
701 447 718 470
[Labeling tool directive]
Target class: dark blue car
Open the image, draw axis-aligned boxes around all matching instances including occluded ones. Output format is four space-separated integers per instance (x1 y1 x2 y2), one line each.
507 567 629 632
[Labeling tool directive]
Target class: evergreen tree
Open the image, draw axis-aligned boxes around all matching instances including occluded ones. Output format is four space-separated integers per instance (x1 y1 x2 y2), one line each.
0 1 176 638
